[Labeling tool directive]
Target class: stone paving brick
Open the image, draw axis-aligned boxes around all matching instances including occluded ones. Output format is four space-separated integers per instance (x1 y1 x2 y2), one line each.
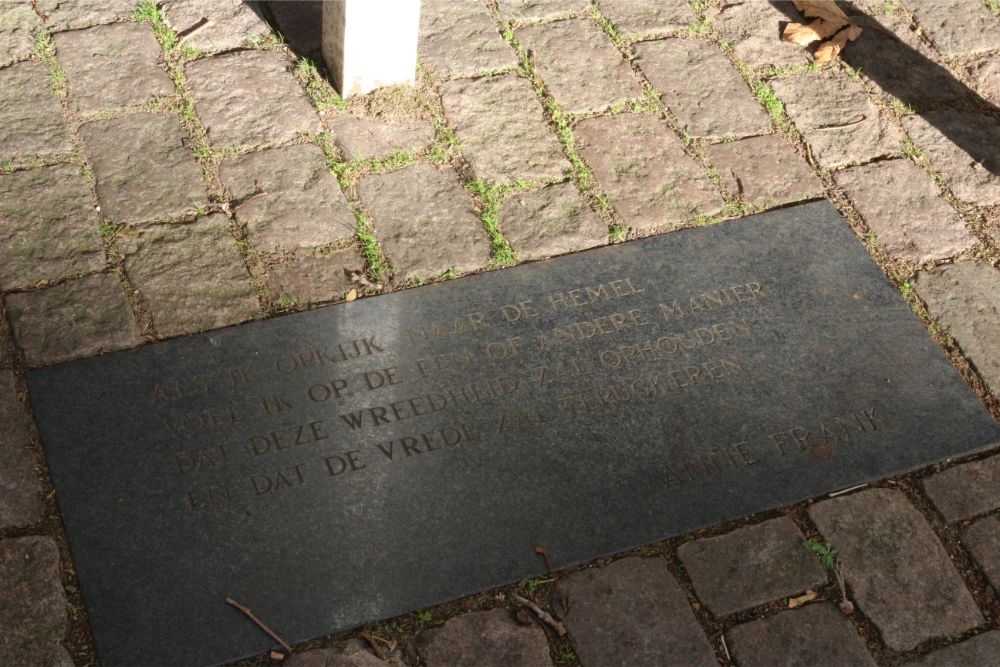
122 214 260 337
727 604 875 667
903 0 1000 57
185 50 321 148
0 60 74 162
441 74 569 185
417 608 551 666
967 56 1000 106
357 164 489 282
574 113 722 232
810 488 983 651
516 19 643 114
36 0 132 31
331 116 435 161
0 164 104 290
419 0 517 79
0 536 71 666
924 456 1000 523
595 0 693 36
915 262 1000 395
53 22 174 115
270 1 321 57
80 112 207 224
906 632 1000 666
287 639 403 667
6 273 141 366
497 0 589 23
843 12 967 106
499 182 605 260
562 557 716 667
635 38 770 140
902 112 1000 205
269 249 363 306
677 517 827 617
161 0 270 53
708 1 810 69
771 72 901 169
0 370 43 529
836 159 976 264
0 0 40 67
706 134 822 207
218 144 355 254
963 517 1000 590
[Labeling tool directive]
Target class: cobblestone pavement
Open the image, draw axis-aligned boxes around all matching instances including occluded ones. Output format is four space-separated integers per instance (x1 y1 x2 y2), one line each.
2 0 1000 665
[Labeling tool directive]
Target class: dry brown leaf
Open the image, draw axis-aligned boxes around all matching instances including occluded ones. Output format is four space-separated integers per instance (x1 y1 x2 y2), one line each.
793 0 850 25
782 18 843 46
345 288 358 301
814 24 863 63
788 589 819 608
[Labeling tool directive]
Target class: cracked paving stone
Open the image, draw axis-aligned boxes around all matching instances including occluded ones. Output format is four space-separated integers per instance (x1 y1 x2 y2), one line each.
562 557 716 667
902 111 1000 205
287 639 403 667
6 273 142 366
574 113 722 232
357 164 489 282
0 0 40 67
0 60 74 162
0 370 43 529
417 608 551 666
269 249 363 306
708 1 810 69
185 50 321 148
516 19 643 114
678 517 827 616
636 38 771 140
595 0 693 36
80 112 207 225
924 455 1000 523
835 159 976 265
903 0 1000 57
161 0 270 53
771 72 901 169
0 164 105 290
0 536 72 666
441 74 569 185
122 214 260 337
904 631 1000 666
706 134 822 207
810 488 983 651
962 517 1000 590
53 22 174 115
331 116 434 161
218 143 355 254
496 0 589 23
419 0 518 79
915 262 1000 396
727 604 875 667
499 182 606 260
36 0 132 31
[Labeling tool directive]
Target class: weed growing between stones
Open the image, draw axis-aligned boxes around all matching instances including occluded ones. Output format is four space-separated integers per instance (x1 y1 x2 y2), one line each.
33 30 66 96
353 212 386 283
133 0 178 50
467 180 526 266
296 57 347 112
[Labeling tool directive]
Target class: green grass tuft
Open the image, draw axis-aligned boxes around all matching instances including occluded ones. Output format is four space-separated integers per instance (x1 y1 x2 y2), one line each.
133 0 178 51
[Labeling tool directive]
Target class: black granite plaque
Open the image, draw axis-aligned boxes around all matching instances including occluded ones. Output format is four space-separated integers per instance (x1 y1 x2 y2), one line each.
28 201 999 665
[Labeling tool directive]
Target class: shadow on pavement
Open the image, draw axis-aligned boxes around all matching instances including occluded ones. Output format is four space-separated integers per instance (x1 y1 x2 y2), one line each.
261 0 323 61
767 1 1000 176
